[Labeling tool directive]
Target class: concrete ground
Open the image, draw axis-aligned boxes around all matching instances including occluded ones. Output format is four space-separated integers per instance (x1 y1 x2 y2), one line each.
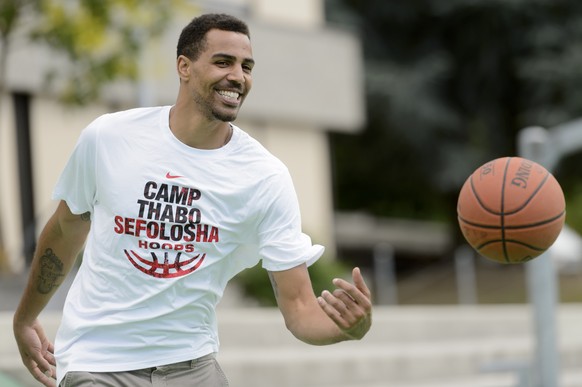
2 269 582 387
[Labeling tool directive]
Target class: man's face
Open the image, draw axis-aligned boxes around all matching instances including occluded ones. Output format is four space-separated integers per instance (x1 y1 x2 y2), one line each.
186 29 254 122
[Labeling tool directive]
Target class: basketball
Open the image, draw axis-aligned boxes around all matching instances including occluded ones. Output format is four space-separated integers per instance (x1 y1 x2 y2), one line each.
457 156 566 264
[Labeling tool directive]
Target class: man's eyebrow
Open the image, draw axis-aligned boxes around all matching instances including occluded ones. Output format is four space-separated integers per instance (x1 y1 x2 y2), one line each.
213 53 255 66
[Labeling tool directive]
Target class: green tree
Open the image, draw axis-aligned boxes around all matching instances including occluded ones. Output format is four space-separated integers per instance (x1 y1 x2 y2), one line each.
0 0 195 272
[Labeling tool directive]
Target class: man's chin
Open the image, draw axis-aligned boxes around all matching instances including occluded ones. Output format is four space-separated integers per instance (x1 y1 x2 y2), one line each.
212 110 239 122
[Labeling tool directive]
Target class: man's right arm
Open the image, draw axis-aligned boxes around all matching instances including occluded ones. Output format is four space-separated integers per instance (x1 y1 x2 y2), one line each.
13 200 91 386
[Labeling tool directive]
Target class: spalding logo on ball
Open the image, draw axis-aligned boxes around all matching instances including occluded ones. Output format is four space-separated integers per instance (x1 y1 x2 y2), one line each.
457 156 565 264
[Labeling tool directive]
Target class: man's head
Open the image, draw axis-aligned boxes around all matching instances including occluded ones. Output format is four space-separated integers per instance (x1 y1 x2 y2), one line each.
175 14 254 124
177 13 250 61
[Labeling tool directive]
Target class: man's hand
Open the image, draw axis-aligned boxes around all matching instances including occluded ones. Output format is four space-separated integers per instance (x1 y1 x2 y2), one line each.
13 319 56 387
317 267 372 340
12 201 90 386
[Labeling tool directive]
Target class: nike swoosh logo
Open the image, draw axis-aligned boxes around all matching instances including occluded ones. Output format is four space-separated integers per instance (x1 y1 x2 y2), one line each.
166 172 183 179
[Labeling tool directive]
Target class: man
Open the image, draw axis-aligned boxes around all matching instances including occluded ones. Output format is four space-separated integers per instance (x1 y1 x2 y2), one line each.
13 13 372 387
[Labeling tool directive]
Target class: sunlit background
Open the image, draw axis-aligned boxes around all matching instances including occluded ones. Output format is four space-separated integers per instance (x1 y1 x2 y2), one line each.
1 0 582 386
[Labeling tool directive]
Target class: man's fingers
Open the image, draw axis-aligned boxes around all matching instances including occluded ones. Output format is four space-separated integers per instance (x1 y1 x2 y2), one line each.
20 341 55 385
318 291 351 326
23 351 49 371
331 270 372 308
316 267 373 341
14 321 57 387
44 346 56 366
332 289 357 312
321 290 348 315
46 342 55 361
37 369 56 387
37 366 56 387
352 267 372 298
25 360 55 387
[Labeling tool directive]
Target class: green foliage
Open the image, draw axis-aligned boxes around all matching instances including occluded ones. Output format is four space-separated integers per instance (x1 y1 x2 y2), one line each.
555 152 582 234
0 0 195 104
32 0 181 104
235 263 275 306
235 258 351 307
0 1 26 38
564 189 582 234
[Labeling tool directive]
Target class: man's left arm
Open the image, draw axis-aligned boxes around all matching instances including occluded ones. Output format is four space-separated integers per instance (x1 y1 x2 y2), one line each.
268 264 372 345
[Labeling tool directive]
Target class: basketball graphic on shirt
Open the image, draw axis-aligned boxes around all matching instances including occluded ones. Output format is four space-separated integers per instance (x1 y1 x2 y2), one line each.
113 179 219 278
124 249 205 278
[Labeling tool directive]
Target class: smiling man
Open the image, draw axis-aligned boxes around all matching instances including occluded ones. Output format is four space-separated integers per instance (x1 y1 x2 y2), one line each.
13 13 372 387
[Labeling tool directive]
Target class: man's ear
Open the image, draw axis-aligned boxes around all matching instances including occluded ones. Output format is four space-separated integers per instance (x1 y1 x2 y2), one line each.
177 55 191 81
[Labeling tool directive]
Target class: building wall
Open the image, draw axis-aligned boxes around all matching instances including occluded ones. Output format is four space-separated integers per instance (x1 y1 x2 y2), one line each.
0 96 109 271
242 121 336 251
30 99 109 226
0 96 23 271
0 0 364 271
253 0 324 27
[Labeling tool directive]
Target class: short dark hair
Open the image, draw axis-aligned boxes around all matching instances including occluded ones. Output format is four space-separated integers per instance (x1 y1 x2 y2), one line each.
177 13 250 60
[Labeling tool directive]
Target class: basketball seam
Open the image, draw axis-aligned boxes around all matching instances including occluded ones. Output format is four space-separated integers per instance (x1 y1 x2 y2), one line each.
503 172 550 215
468 161 551 215
476 239 546 252
501 158 510 263
457 210 565 230
469 176 497 214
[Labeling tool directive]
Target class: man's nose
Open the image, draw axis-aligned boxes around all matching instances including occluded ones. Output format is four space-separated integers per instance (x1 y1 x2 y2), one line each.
227 66 246 84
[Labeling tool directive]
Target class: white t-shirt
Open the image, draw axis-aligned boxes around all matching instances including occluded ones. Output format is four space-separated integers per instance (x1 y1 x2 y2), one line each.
52 105 324 384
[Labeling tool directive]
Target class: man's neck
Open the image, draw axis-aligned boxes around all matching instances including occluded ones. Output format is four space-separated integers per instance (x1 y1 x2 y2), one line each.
169 105 231 150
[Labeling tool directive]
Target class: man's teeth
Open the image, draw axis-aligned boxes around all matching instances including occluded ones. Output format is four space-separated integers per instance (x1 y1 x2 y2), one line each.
218 90 240 99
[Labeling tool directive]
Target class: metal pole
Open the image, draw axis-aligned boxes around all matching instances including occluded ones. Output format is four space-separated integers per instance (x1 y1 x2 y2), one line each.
518 126 560 387
373 243 398 305
455 245 478 305
525 254 560 387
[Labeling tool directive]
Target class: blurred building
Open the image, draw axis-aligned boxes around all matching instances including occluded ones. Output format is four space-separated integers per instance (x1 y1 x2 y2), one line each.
0 0 365 271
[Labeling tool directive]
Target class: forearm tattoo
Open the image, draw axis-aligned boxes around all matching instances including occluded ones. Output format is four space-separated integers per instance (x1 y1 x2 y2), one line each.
37 248 65 294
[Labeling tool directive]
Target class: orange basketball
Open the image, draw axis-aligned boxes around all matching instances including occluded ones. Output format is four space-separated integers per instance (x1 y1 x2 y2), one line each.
457 157 565 264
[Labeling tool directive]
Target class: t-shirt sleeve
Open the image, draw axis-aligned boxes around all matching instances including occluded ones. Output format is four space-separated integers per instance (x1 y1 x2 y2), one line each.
257 169 324 271
52 119 100 215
